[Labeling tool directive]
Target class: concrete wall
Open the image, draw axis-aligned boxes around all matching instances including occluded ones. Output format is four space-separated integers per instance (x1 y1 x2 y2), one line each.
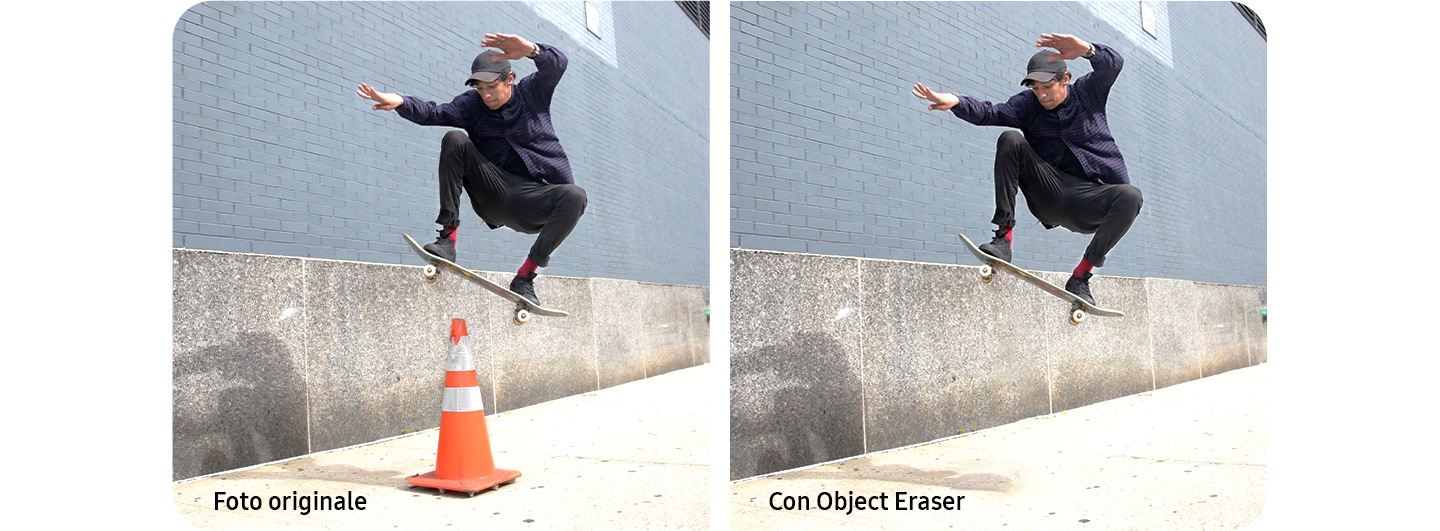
173 1 709 286
730 1 1266 286
729 249 1265 480
173 248 709 481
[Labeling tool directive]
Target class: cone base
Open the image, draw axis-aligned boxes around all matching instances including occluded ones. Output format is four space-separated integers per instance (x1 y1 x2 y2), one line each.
407 468 521 495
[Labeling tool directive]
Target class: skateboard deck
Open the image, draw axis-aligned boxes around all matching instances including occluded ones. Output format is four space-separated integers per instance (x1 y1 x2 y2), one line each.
403 233 569 324
958 233 1123 325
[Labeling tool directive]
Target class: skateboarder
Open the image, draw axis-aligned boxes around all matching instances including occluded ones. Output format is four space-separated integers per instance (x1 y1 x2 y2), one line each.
912 33 1142 306
357 33 587 306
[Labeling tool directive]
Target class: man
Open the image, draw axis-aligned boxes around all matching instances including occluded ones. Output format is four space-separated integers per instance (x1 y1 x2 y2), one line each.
357 33 587 306
913 33 1142 306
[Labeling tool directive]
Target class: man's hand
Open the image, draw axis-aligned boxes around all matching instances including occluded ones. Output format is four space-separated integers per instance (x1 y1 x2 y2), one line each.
912 83 960 111
356 82 403 111
481 33 538 60
1036 33 1092 61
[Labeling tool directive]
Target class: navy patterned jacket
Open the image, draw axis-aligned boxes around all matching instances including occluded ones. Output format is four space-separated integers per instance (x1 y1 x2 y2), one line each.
950 43 1129 185
397 43 573 185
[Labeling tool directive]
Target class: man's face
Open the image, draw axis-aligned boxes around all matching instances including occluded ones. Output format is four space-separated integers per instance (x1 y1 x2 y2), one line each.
473 74 515 110
1029 73 1070 110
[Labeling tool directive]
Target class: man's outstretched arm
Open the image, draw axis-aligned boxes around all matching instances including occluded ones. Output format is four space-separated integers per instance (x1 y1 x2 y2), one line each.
483 32 567 108
1037 33 1122 104
358 81 472 127
356 82 403 111
1035 33 1092 61
914 82 1028 129
912 83 960 111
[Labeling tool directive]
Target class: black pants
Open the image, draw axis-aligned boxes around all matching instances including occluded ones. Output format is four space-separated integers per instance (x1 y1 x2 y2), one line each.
991 130 1142 268
436 130 587 268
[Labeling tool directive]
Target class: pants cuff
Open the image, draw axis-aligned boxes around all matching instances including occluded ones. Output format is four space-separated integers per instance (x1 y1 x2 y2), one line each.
1083 252 1106 268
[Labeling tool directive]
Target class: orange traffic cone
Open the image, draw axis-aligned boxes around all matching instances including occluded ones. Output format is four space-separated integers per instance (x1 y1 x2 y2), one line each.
408 318 521 495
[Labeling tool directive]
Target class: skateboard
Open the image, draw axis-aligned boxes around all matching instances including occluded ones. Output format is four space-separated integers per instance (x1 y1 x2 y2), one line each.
958 234 1123 325
403 234 570 325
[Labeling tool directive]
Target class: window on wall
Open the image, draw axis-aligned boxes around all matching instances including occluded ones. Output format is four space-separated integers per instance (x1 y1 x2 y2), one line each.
676 1 709 38
1232 2 1267 41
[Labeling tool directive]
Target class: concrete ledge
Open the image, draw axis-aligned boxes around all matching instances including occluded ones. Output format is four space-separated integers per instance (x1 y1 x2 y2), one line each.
729 249 1265 480
173 248 709 481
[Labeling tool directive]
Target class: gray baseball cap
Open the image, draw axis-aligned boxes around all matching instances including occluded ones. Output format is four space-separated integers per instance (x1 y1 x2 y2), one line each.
1021 50 1067 86
466 50 512 85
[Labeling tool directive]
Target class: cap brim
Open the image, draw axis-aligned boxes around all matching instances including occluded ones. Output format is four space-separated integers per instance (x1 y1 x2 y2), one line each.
467 71 502 85
1020 72 1058 86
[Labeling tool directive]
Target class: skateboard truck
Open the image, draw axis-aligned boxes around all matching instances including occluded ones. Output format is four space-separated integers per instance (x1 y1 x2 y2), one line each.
512 302 531 325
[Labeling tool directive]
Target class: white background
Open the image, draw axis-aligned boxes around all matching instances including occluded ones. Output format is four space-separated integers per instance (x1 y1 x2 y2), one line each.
2 1 1431 528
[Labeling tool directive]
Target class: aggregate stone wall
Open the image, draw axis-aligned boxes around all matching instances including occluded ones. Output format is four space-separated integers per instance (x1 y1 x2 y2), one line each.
173 248 709 481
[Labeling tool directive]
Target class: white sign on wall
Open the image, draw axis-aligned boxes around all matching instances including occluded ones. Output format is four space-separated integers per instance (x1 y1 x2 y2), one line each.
1140 1 1158 38
585 1 602 38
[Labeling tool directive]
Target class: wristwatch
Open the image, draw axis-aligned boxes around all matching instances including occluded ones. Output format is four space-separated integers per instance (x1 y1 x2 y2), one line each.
527 44 540 59
1082 43 1096 59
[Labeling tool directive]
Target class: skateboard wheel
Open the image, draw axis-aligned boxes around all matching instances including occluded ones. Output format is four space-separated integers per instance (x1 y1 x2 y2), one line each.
1068 308 1087 326
422 265 438 283
979 265 994 283
513 308 531 325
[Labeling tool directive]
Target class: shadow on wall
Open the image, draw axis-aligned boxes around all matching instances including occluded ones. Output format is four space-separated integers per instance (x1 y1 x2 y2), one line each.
174 332 307 479
731 331 864 479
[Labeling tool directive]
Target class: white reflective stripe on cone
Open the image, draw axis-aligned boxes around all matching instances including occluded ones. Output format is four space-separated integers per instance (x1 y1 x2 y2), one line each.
441 387 485 413
447 344 476 372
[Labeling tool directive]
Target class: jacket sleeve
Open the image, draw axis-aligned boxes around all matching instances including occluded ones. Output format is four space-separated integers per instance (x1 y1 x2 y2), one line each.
395 91 474 128
949 91 1033 129
521 43 567 110
1078 42 1123 109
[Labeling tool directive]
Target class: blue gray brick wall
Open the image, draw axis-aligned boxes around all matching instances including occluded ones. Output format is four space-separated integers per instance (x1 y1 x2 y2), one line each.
731 2 1266 286
174 1 708 286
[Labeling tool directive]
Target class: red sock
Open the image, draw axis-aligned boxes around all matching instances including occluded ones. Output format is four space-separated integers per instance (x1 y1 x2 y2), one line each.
1073 258 1095 277
518 258 538 277
999 226 1013 242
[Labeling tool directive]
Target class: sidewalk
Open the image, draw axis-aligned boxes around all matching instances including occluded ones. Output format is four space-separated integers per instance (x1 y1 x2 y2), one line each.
171 364 711 530
730 364 1267 529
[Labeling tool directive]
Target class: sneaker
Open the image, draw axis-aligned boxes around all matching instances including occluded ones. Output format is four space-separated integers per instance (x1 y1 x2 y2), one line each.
510 272 539 306
423 228 457 263
1065 272 1096 306
977 229 1012 263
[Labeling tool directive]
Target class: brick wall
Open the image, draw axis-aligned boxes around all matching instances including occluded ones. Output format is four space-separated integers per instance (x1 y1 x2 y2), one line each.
731 1 1266 286
173 1 709 285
